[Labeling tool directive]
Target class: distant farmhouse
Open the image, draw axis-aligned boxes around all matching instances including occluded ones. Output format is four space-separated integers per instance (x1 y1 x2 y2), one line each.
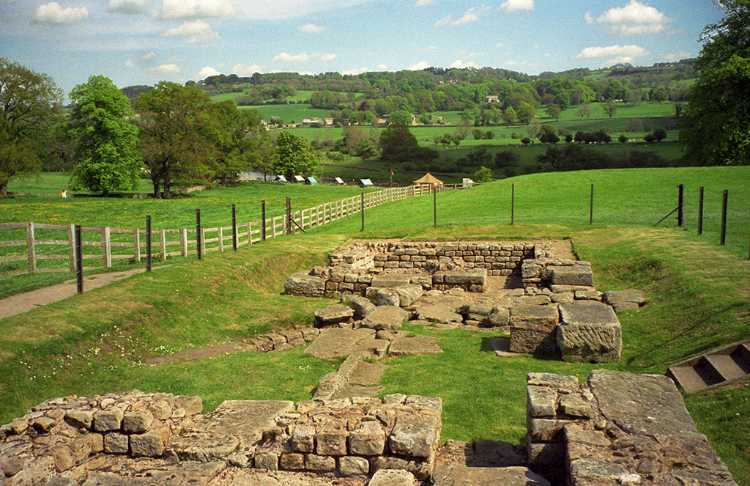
486 95 500 104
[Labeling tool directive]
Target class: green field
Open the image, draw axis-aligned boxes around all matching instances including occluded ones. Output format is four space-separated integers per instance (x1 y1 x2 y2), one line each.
240 104 331 123
318 142 687 185
1 176 372 297
0 167 747 482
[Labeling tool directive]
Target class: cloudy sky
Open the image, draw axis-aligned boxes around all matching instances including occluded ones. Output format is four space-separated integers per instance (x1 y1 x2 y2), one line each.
0 0 722 94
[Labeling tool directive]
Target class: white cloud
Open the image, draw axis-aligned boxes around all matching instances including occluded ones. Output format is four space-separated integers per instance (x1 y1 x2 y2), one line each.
495 42 504 48
299 23 324 33
500 0 534 13
148 63 181 75
408 61 431 70
142 51 157 62
376 63 389 70
198 66 220 79
416 0 433 5
273 52 336 63
342 67 368 75
162 20 219 43
160 0 233 19
107 0 150 14
435 7 485 27
233 63 264 76
450 59 479 69
662 51 691 62
587 0 669 35
33 2 88 24
584 12 594 24
577 44 647 59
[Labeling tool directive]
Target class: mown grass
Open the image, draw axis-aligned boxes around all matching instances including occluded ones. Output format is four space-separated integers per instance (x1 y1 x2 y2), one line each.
0 167 748 482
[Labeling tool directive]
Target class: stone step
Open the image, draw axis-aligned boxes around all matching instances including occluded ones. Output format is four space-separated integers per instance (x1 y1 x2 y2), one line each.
694 357 726 387
730 343 750 372
667 365 710 394
704 354 747 382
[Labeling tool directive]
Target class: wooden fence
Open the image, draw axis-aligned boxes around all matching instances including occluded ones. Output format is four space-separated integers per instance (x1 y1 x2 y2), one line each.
0 184 440 278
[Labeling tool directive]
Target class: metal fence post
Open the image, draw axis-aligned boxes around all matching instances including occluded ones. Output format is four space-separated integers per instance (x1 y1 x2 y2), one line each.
698 187 704 235
231 204 238 251
261 200 267 241
677 184 684 227
196 208 203 259
720 190 728 246
75 224 83 294
589 184 594 225
146 215 152 272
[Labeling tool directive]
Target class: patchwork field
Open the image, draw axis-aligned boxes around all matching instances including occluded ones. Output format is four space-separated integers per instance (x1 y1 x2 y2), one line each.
0 167 748 482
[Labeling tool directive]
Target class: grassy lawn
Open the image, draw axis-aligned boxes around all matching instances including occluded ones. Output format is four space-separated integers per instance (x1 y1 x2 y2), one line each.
0 167 748 482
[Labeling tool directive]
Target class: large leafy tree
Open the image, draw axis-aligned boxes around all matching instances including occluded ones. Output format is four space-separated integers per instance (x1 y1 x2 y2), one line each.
69 75 141 194
211 102 273 184
682 0 750 165
0 58 62 196
136 82 219 198
274 131 318 179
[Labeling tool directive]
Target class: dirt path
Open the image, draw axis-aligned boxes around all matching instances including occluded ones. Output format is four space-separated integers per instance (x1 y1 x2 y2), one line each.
0 269 145 320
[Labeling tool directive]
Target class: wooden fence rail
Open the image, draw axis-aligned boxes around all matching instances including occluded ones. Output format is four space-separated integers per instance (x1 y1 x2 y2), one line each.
0 184 441 278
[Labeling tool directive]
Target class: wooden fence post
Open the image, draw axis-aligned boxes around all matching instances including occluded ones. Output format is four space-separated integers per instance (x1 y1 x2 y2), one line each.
677 184 685 227
134 228 141 263
26 222 37 273
433 186 437 228
218 227 225 253
196 209 203 260
247 222 253 245
720 190 728 246
261 200 267 241
102 227 112 269
146 216 152 272
68 224 76 271
231 204 238 252
180 229 188 257
75 224 83 294
360 192 365 232
286 197 292 234
160 229 167 261
698 186 705 235
511 183 516 225
589 184 594 225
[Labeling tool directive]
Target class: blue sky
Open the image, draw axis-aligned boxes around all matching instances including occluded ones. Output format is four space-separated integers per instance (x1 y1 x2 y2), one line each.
0 0 723 94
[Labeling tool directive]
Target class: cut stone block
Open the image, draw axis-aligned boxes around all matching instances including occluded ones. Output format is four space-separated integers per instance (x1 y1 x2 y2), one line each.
388 414 440 459
557 302 621 363
342 294 376 319
546 263 593 287
361 306 410 330
285 272 326 297
509 304 559 355
393 285 424 307
388 335 442 357
368 469 417 486
367 287 401 307
603 289 647 312
371 275 413 288
412 303 463 324
433 464 551 486
314 304 354 327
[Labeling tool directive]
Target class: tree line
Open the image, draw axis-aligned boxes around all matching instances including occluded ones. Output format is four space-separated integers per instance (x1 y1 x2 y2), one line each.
0 59 317 198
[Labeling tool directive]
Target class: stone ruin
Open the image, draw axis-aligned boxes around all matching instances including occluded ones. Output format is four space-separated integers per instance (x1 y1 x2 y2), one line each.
0 391 443 485
285 240 637 363
0 370 737 485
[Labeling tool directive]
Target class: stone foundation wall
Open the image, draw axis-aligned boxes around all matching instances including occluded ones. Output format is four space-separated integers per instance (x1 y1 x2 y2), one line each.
526 371 738 486
0 392 442 483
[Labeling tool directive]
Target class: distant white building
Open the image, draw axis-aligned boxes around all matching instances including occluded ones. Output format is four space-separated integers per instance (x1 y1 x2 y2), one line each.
486 95 500 104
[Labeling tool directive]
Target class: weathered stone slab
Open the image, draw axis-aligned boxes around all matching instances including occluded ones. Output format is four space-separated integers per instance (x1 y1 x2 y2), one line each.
433 464 551 486
546 263 593 287
388 414 440 459
284 272 326 297
342 294 376 319
603 289 647 312
412 303 463 324
388 335 442 357
393 285 424 307
368 469 417 486
371 275 413 288
367 287 401 307
509 305 559 355
557 302 621 362
314 304 354 327
360 306 410 330
305 328 376 359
